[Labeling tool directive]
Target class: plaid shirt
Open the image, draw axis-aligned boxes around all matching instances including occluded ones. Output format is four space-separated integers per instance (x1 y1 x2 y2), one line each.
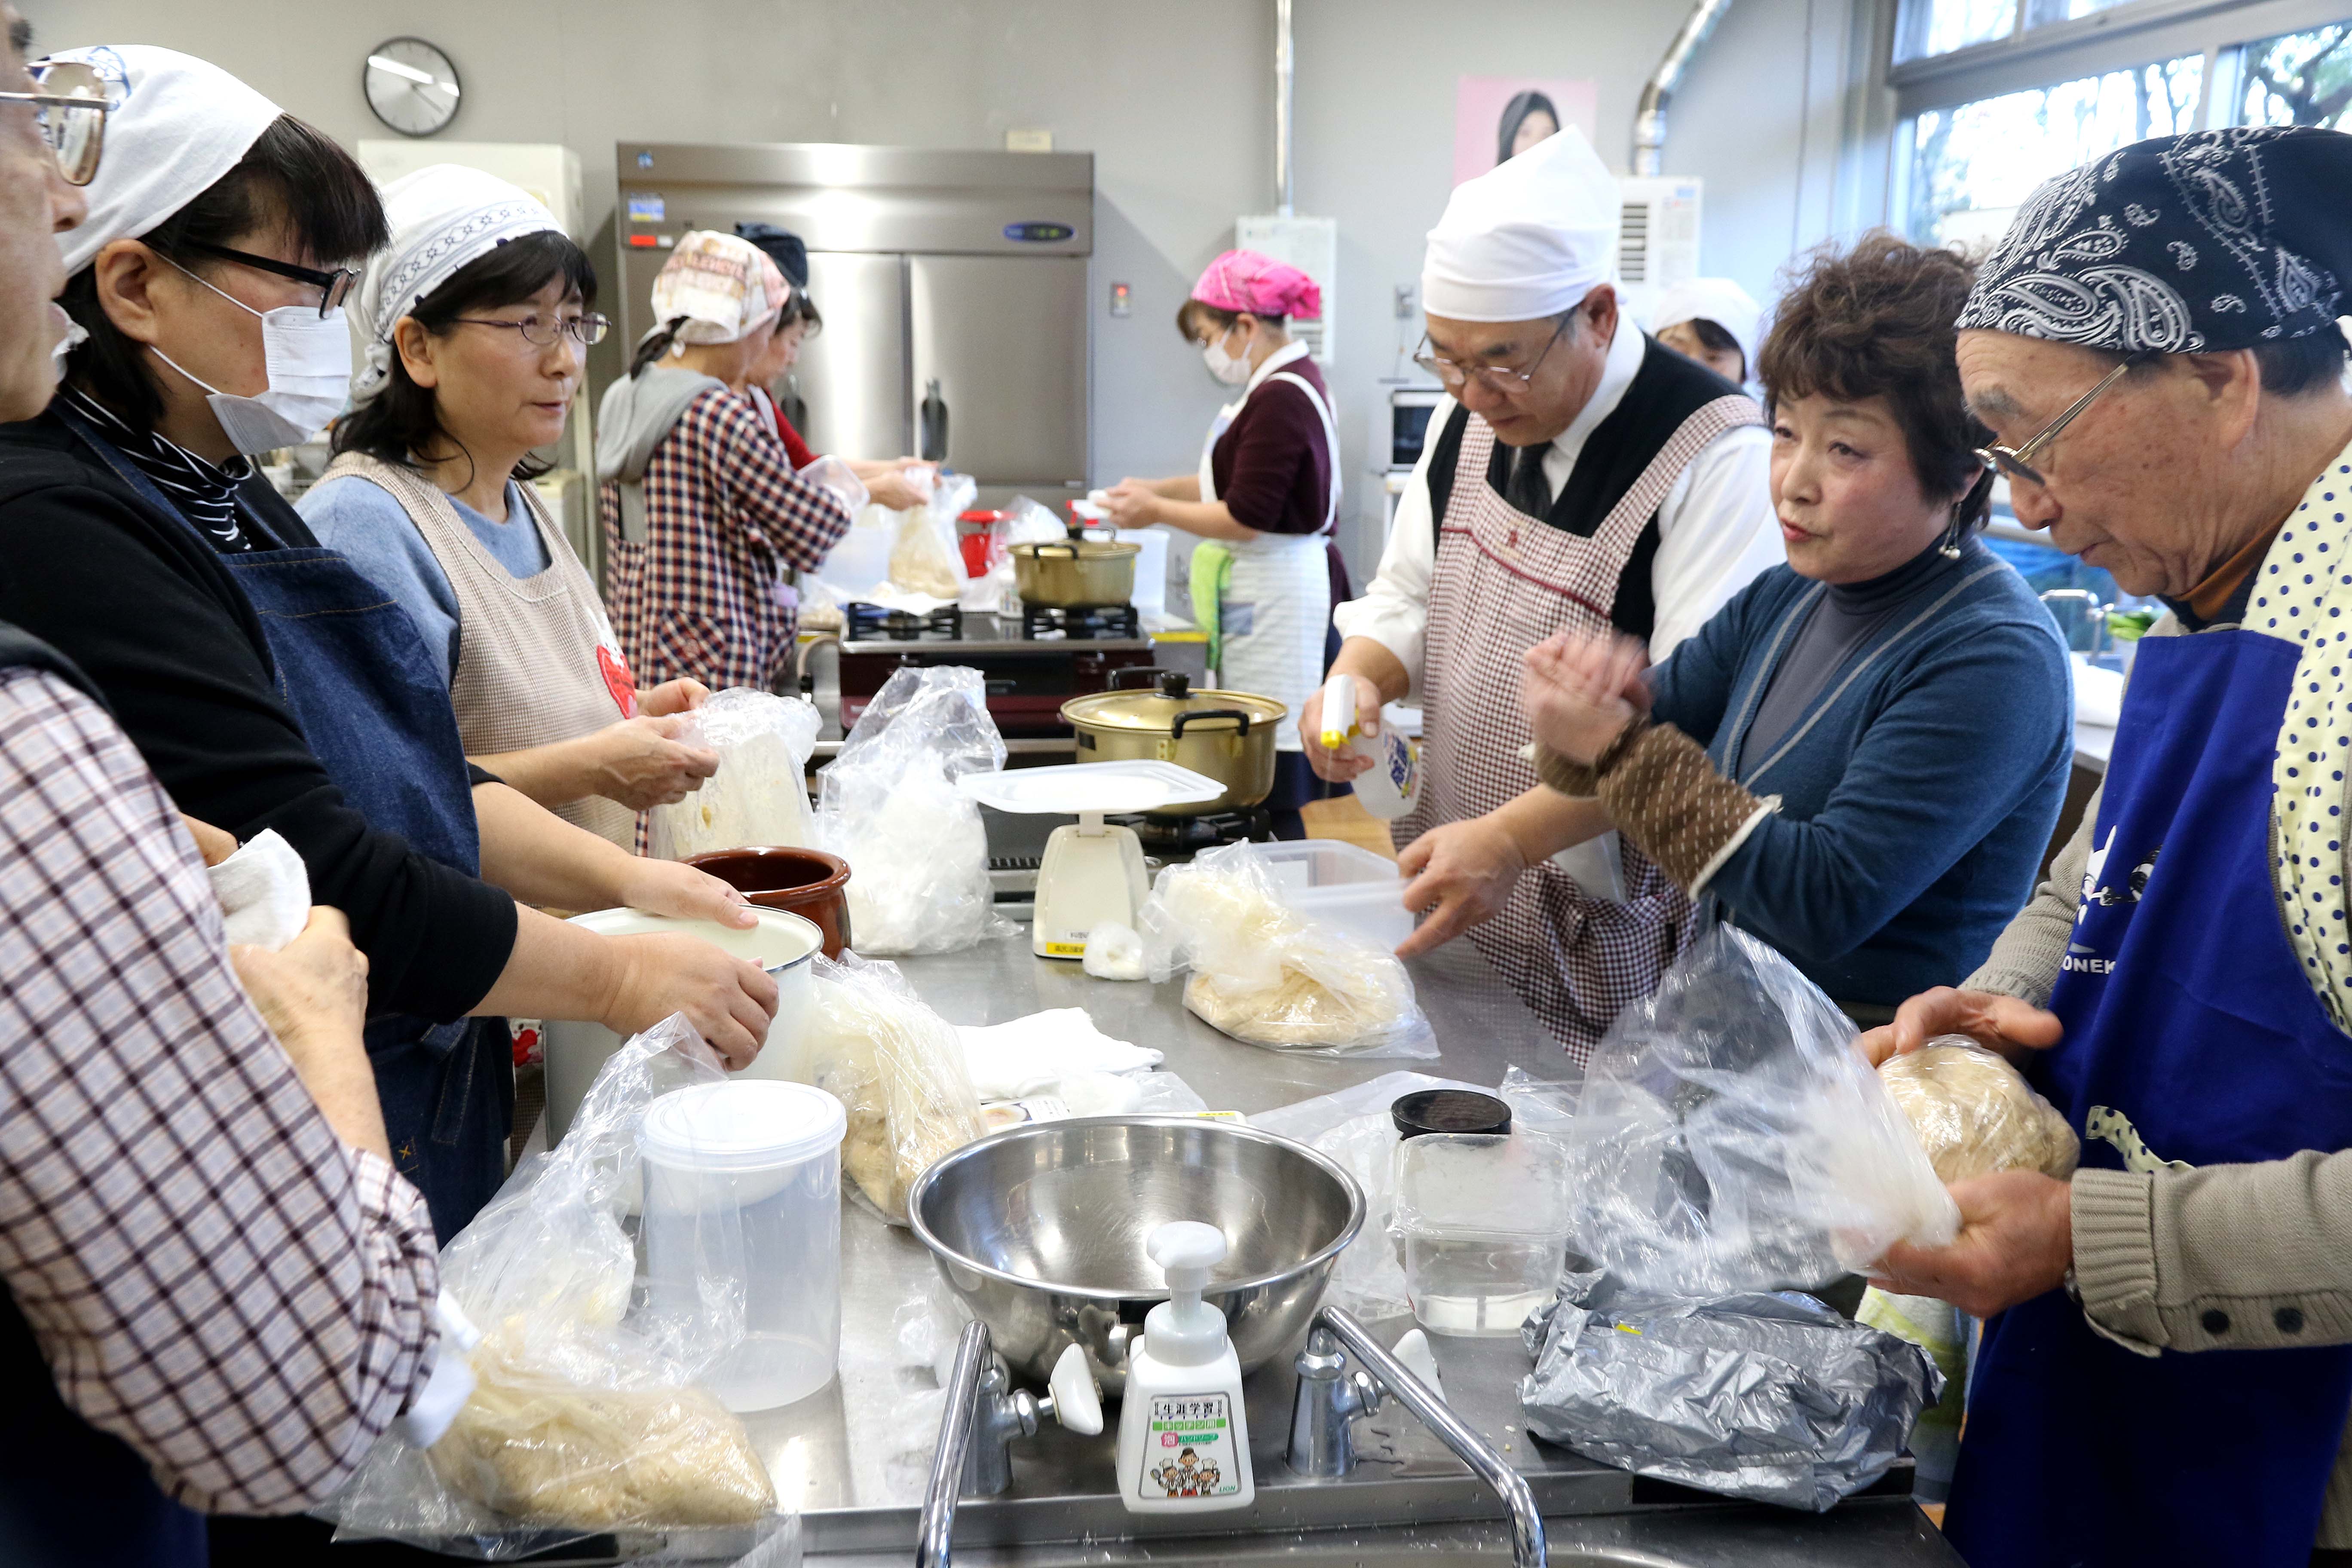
602 387 853 692
0 668 441 1513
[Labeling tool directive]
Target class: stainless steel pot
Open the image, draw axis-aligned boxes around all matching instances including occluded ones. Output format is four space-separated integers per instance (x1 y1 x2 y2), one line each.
1061 669 1286 815
1011 534 1139 606
907 1116 1364 1392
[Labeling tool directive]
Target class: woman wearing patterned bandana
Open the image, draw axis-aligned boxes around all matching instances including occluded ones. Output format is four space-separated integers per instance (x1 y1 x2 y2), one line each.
1852 126 2352 1568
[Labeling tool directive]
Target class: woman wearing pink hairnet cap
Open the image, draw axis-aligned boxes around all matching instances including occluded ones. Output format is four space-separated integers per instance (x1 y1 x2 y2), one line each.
1100 249 1349 838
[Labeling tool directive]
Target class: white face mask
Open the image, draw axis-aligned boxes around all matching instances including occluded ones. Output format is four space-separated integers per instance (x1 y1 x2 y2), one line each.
149 260 353 454
1201 326 1252 387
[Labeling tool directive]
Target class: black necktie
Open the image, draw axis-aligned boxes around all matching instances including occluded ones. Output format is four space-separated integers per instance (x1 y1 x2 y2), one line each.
1506 443 1552 519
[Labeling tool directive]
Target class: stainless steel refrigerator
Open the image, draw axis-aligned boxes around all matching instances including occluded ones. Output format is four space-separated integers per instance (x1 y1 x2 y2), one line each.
609 142 1091 507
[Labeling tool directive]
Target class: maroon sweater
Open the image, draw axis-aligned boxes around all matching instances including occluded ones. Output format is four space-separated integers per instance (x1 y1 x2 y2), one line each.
1210 355 1352 604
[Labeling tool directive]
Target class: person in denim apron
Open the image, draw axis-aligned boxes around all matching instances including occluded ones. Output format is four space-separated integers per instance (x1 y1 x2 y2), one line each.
3 49 783 1259
1862 128 2352 1566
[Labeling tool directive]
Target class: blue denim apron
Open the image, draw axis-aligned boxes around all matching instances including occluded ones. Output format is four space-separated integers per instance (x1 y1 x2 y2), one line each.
58 408 511 1245
1945 628 2352 1566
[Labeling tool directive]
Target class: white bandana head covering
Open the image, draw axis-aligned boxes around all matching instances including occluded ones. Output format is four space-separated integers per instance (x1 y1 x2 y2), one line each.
350 165 563 403
1421 127 1619 324
1651 277 1763 374
49 45 282 277
650 231 790 349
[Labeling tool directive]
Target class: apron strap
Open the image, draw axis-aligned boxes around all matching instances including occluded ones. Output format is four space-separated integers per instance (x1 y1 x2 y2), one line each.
1263 368 1342 535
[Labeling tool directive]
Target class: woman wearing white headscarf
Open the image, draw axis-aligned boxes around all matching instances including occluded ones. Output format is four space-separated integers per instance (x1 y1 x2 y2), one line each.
1651 276 1763 388
302 165 716 849
597 231 856 693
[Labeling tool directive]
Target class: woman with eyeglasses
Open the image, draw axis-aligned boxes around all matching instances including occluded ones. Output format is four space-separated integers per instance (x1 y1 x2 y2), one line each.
300 166 717 850
1098 250 1349 839
0 47 781 1252
1511 234 2073 1023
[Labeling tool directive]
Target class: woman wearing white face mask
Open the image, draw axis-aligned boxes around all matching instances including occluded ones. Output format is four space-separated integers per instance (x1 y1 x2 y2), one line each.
1100 249 1348 839
0 46 781 1259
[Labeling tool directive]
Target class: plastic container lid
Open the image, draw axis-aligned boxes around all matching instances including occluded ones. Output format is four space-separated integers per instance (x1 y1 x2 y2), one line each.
1392 1089 1512 1140
640 1081 846 1172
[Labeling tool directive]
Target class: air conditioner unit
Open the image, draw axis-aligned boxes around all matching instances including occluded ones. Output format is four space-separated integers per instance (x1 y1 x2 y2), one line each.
1235 213 1337 365
1616 176 1703 325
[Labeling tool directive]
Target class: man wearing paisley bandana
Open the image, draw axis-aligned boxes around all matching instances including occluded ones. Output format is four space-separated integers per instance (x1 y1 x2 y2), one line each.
1859 125 2352 1568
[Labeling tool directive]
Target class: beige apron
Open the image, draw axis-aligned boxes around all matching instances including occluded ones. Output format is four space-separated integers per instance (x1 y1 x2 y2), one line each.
1400 398 1758 1058
320 453 639 848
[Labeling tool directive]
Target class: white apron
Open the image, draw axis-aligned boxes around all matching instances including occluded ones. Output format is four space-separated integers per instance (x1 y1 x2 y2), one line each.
1199 342 1340 753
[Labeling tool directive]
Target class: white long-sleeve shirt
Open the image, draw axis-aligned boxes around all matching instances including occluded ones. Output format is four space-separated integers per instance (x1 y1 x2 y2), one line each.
1335 318 1780 692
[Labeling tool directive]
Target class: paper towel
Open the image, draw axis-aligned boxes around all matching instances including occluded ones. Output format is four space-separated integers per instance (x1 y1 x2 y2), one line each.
206 829 310 950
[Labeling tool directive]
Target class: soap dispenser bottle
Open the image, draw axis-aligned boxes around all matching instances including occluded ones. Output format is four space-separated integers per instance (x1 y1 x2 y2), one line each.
1116 1221 1255 1513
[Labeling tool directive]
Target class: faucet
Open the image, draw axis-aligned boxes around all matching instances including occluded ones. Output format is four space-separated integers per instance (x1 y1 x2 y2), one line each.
917 1320 1096 1568
1287 1306 1548 1568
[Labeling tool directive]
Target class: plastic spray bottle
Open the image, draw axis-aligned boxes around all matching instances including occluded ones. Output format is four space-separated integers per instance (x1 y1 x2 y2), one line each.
1318 676 1419 820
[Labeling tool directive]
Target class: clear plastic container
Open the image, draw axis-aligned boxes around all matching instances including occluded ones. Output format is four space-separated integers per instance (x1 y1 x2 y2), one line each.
1391 1132 1571 1338
1258 838 1413 951
639 1080 847 1412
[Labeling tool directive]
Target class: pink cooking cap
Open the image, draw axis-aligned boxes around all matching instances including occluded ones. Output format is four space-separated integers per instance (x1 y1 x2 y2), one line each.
1191 249 1322 321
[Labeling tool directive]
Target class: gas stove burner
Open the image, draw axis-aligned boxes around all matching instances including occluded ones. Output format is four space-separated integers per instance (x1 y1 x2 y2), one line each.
847 602 963 643
1022 602 1141 641
1112 805 1274 856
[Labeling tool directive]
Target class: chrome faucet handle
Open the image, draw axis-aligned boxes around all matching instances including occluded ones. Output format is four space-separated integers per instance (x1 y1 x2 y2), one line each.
1286 1326 1385 1479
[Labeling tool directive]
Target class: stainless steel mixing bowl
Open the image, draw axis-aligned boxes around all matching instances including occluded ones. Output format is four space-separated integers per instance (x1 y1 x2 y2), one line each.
907 1116 1365 1391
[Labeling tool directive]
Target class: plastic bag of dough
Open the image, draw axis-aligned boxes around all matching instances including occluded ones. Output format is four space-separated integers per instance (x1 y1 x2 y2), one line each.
776 952 985 1224
1559 922 1960 1298
312 1015 781 1557
1138 840 1438 1059
1879 1035 2079 1182
883 470 974 602
814 665 1012 954
645 687 822 861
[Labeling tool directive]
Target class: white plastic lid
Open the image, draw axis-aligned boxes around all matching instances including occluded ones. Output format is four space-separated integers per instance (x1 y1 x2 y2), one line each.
638 1080 846 1172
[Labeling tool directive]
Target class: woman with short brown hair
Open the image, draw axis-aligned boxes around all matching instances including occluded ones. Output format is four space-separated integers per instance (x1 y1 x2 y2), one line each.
1506 233 2076 1021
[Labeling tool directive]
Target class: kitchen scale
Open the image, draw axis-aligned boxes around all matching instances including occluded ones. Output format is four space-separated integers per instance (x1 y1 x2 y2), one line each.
959 761 1225 958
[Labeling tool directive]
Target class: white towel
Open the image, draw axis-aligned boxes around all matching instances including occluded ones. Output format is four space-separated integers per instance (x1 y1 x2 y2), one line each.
958 1009 1162 1099
206 829 310 950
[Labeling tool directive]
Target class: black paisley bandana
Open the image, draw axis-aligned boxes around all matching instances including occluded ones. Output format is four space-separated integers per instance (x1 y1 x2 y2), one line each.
1957 125 2352 354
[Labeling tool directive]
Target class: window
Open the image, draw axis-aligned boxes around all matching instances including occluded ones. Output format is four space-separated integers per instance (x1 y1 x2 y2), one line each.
2238 22 2352 126
1905 55 2203 248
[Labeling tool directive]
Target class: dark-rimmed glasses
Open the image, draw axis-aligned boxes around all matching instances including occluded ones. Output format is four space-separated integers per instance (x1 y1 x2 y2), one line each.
1975 355 2143 489
1 59 109 186
450 312 613 349
1413 313 1573 395
182 240 360 318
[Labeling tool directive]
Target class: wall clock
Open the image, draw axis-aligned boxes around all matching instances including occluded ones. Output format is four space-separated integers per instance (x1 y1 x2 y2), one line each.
364 37 461 138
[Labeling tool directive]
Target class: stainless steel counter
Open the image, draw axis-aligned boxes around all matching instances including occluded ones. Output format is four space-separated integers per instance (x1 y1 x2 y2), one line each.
735 930 1958 1568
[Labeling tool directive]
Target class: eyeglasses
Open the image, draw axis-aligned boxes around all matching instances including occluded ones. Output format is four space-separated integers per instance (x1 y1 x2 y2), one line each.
181 240 360 318
0 60 110 186
1974 355 2142 489
1413 314 1573 395
450 312 613 349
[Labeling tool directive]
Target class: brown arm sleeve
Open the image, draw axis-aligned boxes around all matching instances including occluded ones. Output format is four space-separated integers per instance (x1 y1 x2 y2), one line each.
1538 720 1777 894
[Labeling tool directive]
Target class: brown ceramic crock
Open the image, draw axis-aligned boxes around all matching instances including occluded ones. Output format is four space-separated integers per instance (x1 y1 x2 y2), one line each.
685 847 853 957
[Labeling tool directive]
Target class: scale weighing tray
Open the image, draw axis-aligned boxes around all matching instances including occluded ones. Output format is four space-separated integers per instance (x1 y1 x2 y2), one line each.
959 763 1225 958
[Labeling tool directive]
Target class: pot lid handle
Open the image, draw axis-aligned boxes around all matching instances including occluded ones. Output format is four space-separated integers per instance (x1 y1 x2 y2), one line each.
1109 666 1182 696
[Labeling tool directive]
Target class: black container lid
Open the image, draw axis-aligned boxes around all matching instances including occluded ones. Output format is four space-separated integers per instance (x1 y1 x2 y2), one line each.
1391 1089 1511 1140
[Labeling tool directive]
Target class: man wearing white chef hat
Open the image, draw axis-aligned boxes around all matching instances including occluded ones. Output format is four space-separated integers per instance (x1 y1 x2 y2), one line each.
1305 127 1779 1057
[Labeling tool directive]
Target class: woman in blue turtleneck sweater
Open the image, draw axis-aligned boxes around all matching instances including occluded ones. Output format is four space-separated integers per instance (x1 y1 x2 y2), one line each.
1515 236 2072 1022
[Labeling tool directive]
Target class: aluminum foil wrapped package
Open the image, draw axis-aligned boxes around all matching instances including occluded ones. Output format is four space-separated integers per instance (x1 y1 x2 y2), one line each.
1518 1272 1943 1512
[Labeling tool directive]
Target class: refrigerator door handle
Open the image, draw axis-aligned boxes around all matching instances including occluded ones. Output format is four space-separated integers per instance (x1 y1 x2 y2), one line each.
919 377 949 463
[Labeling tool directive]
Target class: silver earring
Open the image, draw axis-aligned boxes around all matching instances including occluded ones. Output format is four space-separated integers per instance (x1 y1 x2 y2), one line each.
1938 505 1965 560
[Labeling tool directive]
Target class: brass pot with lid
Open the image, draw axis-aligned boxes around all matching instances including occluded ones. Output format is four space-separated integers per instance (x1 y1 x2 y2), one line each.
1011 527 1140 607
1061 669 1286 816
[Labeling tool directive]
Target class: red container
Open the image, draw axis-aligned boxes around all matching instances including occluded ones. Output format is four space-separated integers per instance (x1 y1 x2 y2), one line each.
958 508 1011 577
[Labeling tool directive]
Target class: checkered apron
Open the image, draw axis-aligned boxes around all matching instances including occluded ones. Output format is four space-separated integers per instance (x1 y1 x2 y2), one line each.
1402 398 1761 1059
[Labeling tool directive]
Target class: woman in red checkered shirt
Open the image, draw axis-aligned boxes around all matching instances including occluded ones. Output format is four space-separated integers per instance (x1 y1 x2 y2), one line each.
595 231 855 693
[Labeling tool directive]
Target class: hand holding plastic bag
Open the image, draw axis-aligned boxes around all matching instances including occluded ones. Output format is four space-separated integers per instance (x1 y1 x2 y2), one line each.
815 665 1011 955
317 1017 780 1558
1561 924 1959 1297
1139 840 1437 1058
645 687 823 861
